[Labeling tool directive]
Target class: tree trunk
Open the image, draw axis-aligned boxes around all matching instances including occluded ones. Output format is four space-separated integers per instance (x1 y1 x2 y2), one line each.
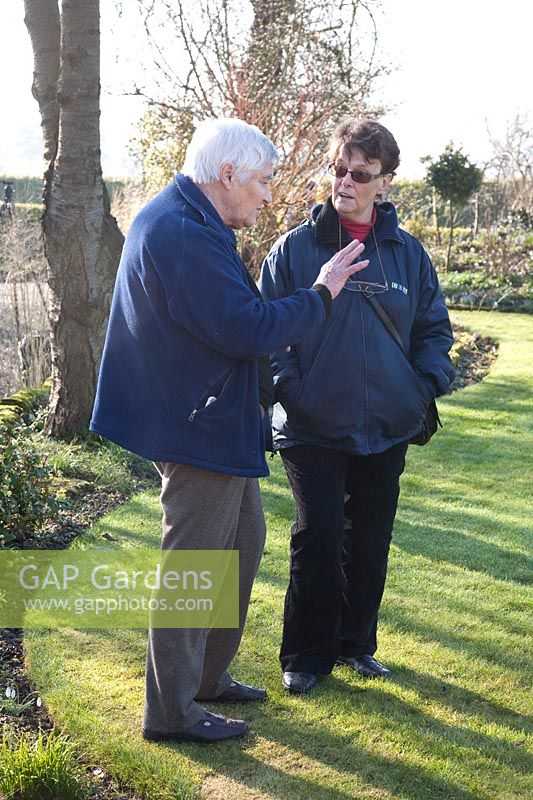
432 186 441 245
472 192 479 238
23 0 60 163
24 0 124 439
445 200 454 272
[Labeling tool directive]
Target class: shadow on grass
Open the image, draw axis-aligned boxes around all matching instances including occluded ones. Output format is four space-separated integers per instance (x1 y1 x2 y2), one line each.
184 659 532 797
327 672 533 773
383 605 531 678
390 665 533 734
444 378 532 416
57 621 532 800
178 681 529 800
393 518 533 585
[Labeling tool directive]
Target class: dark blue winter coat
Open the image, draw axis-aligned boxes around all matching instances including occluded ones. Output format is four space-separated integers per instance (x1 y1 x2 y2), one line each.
258 199 455 455
90 174 327 476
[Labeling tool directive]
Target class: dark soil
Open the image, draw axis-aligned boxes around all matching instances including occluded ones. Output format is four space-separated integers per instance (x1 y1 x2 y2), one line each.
450 331 499 392
20 488 127 550
0 331 498 798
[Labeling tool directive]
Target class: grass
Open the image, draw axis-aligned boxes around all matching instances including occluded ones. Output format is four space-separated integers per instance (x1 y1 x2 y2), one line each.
24 310 532 800
0 174 127 205
30 432 158 496
0 729 86 800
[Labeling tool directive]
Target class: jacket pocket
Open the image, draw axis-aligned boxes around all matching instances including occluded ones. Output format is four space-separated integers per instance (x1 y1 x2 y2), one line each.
413 372 435 405
380 364 429 437
365 335 429 439
282 325 335 418
188 368 233 422
403 353 433 407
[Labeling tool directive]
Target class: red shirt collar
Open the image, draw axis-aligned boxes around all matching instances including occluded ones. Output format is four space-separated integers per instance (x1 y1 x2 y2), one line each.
339 206 377 242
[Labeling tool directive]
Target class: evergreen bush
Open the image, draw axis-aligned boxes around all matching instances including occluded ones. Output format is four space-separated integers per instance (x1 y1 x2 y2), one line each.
0 421 60 547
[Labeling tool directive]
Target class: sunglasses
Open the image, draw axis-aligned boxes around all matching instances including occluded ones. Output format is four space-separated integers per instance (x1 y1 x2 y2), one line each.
328 163 387 184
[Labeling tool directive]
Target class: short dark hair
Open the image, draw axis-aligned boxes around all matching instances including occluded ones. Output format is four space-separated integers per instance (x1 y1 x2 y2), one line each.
328 119 400 175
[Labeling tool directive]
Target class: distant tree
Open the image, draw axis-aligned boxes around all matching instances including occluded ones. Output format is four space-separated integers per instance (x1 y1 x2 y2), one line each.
487 114 533 224
24 0 124 438
131 0 387 270
423 144 483 271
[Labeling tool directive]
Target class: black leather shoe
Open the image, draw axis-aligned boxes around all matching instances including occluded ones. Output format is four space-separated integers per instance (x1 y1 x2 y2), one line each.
282 671 317 693
210 679 267 703
142 710 248 743
336 654 391 678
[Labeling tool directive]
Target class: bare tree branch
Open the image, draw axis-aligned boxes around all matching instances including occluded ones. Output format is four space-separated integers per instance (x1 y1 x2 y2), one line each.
132 0 389 267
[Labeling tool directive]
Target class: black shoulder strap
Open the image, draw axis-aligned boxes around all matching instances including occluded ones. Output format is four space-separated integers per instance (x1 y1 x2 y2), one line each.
363 294 406 356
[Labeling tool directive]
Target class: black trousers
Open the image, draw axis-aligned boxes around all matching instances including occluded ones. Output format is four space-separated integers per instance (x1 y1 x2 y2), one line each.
280 442 408 674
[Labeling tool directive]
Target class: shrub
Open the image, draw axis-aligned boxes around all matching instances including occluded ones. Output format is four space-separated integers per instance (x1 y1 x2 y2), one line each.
474 220 533 278
0 422 60 548
439 268 532 312
0 387 48 433
0 729 86 800
402 213 435 246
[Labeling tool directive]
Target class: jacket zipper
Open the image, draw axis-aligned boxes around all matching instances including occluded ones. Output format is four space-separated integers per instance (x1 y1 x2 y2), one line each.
188 369 231 422
360 297 370 454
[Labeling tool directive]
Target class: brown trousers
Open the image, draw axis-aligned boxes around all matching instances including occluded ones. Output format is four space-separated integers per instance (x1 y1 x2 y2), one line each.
143 461 266 733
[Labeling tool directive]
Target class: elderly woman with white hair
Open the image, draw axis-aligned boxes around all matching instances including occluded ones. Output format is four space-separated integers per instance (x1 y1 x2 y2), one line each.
91 117 369 743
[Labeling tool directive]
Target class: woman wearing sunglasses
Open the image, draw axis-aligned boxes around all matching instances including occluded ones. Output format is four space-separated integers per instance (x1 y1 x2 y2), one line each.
259 119 454 694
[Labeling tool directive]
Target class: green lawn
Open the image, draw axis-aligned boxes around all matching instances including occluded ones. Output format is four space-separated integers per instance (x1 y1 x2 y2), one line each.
26 310 533 800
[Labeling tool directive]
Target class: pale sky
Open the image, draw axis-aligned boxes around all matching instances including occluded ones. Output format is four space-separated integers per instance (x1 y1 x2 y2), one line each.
0 0 531 180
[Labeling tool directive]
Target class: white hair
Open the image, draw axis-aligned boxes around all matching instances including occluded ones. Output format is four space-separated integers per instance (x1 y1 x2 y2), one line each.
181 117 278 184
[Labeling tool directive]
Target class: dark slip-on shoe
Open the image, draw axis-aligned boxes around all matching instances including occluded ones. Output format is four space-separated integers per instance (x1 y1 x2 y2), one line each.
210 679 267 703
142 710 248 743
336 654 391 678
282 671 318 694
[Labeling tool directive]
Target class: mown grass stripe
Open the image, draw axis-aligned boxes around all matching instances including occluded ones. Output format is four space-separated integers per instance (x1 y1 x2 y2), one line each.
26 310 533 800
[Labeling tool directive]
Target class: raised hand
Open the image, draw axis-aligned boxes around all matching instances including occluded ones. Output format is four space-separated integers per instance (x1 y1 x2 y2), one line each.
315 239 369 299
